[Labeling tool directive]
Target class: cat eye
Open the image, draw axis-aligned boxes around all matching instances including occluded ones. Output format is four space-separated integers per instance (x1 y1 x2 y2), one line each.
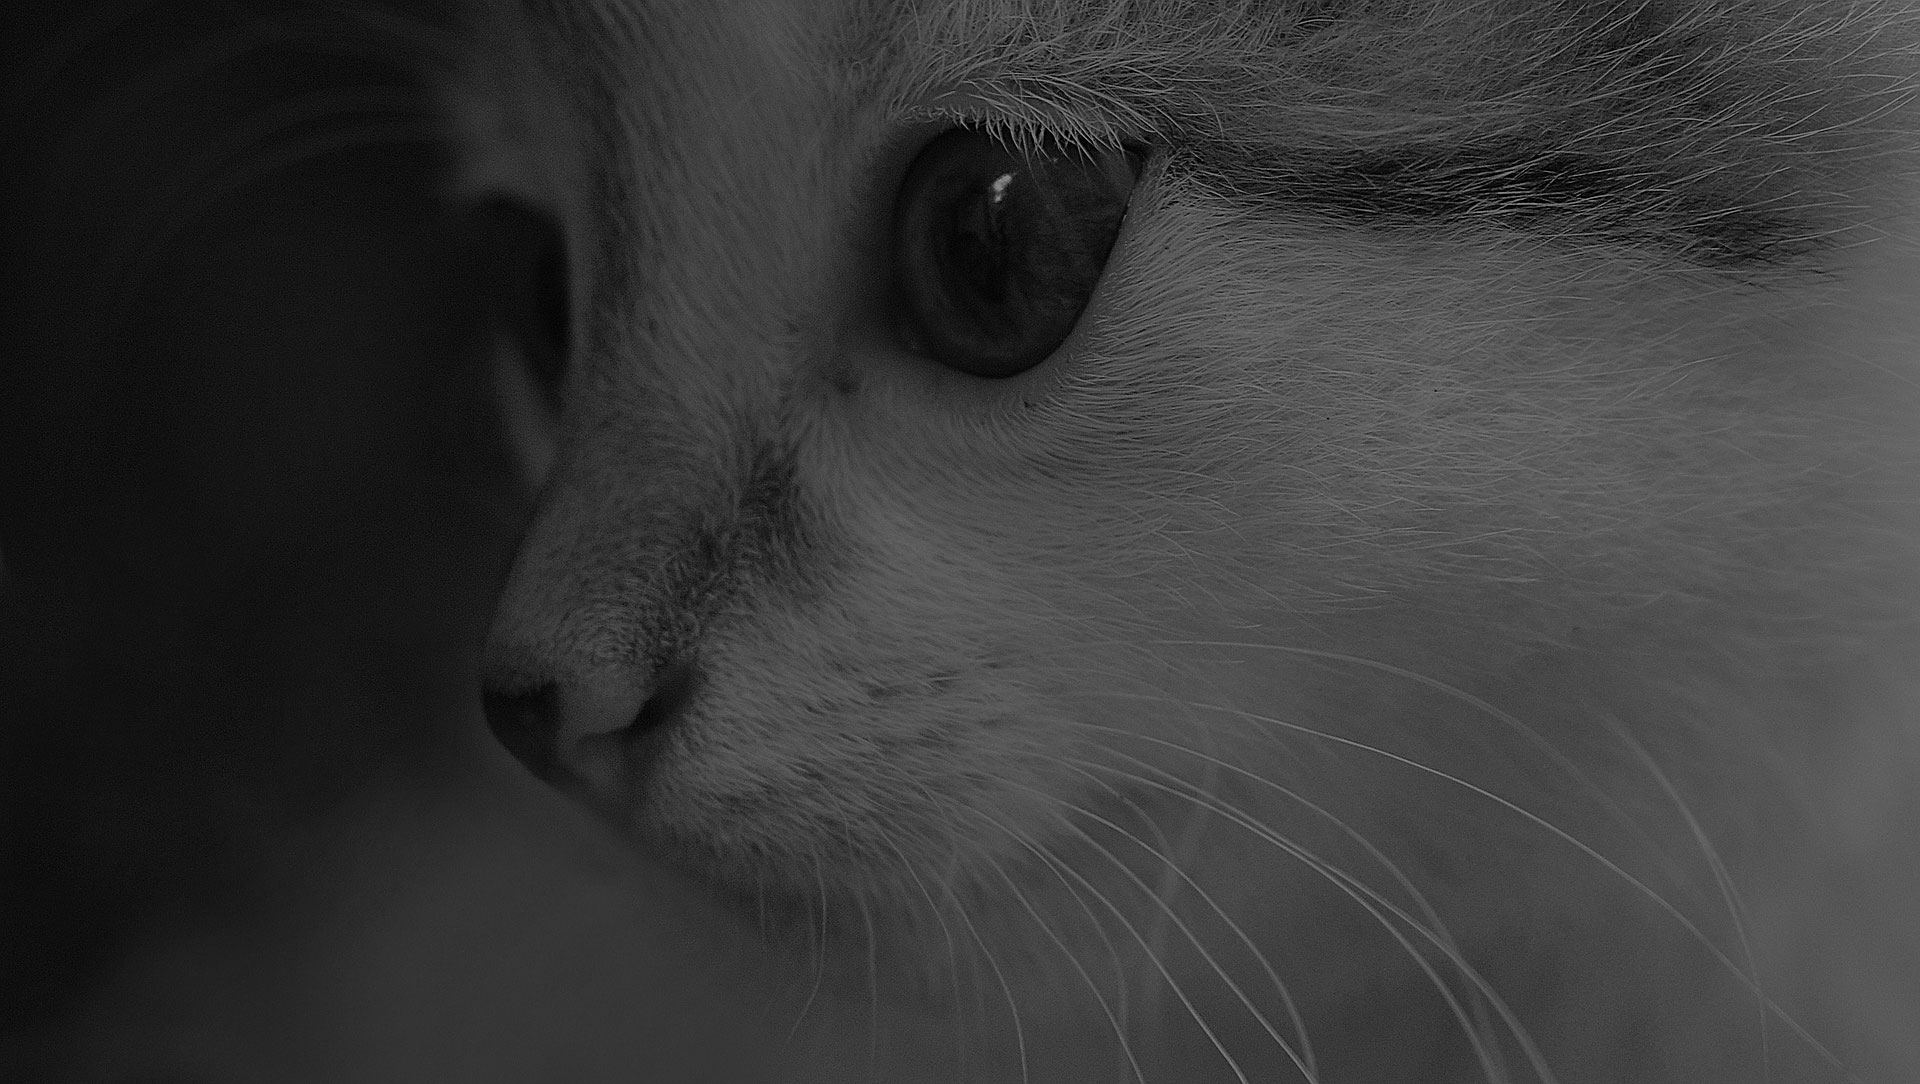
892 127 1141 379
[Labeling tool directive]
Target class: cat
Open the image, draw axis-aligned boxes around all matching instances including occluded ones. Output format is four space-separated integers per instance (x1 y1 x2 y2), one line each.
444 0 1920 1080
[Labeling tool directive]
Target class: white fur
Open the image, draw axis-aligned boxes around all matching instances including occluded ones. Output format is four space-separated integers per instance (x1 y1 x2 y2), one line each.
457 2 1920 1080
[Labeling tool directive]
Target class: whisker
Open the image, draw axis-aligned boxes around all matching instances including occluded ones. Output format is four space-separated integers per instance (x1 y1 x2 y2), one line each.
1142 639 1644 835
1068 707 1487 1001
1137 693 1214 1033
975 813 1136 1082
961 801 1254 1084
975 798 1147 1079
1085 731 1523 1081
1059 756 1320 1082
876 830 973 1079
944 866 1033 1084
993 780 1303 1084
858 890 881 1084
1066 750 1541 1084
1596 711 1776 1080
1083 682 1863 1076
780 856 832 1050
967 790 1175 1074
1081 686 1762 989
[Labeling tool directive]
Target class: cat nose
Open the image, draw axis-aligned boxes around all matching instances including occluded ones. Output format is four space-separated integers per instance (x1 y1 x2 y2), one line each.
481 667 646 782
481 663 701 787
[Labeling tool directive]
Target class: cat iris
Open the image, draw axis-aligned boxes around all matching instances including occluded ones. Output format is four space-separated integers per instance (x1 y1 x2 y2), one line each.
891 127 1141 378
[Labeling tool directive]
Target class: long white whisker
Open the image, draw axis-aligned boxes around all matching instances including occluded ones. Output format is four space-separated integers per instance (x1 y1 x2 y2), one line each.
1079 706 1518 1047
875 831 972 1075
1081 733 1500 1080
993 780 1309 1084
858 891 881 1084
1143 691 1224 1038
962 801 1256 1084
1142 640 1643 831
1060 757 1549 1084
1083 686 1766 990
964 809 1150 1084
1596 711 1776 1080
1061 757 1320 1082
964 799 1147 1082
1086 684 1861 1075
780 856 832 1050
946 868 1032 1084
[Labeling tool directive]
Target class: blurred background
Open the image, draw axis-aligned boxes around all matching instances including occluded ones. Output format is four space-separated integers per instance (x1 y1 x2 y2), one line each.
2 2 778 1079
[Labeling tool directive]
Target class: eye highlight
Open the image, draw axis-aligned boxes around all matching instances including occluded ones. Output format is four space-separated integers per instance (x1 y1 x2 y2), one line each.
891 127 1141 379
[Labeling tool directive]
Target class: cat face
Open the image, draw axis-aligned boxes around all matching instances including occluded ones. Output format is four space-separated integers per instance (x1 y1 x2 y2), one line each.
463 1 1920 1078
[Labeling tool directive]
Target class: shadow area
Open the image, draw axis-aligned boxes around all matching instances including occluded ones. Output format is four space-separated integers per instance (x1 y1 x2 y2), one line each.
2 3 775 1080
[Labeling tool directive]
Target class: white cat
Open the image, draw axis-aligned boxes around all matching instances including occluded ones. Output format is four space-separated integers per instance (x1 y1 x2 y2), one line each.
448 1 1920 1080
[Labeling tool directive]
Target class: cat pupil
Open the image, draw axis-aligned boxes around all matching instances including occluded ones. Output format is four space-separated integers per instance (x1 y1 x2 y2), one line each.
893 128 1138 379
949 173 1013 303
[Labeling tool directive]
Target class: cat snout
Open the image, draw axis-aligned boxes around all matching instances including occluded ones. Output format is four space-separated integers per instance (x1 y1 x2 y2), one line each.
480 663 700 789
481 680 566 781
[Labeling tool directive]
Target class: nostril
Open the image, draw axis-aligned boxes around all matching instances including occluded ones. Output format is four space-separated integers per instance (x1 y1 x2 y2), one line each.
632 659 702 738
482 663 700 784
482 681 561 780
480 660 702 788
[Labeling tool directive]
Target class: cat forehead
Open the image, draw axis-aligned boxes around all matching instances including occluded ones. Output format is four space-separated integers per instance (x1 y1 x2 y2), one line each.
836 0 1918 137
567 1 1915 150
531 0 1916 269
828 0 1920 254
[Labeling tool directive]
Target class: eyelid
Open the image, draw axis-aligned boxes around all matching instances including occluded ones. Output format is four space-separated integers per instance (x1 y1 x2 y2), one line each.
893 94 1152 164
867 112 1150 241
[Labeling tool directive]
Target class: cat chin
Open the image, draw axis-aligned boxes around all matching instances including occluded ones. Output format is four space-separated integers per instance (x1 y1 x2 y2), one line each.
600 819 987 1011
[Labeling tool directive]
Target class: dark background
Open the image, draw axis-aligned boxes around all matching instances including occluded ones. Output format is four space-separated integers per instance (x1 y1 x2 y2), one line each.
2 3 774 1080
